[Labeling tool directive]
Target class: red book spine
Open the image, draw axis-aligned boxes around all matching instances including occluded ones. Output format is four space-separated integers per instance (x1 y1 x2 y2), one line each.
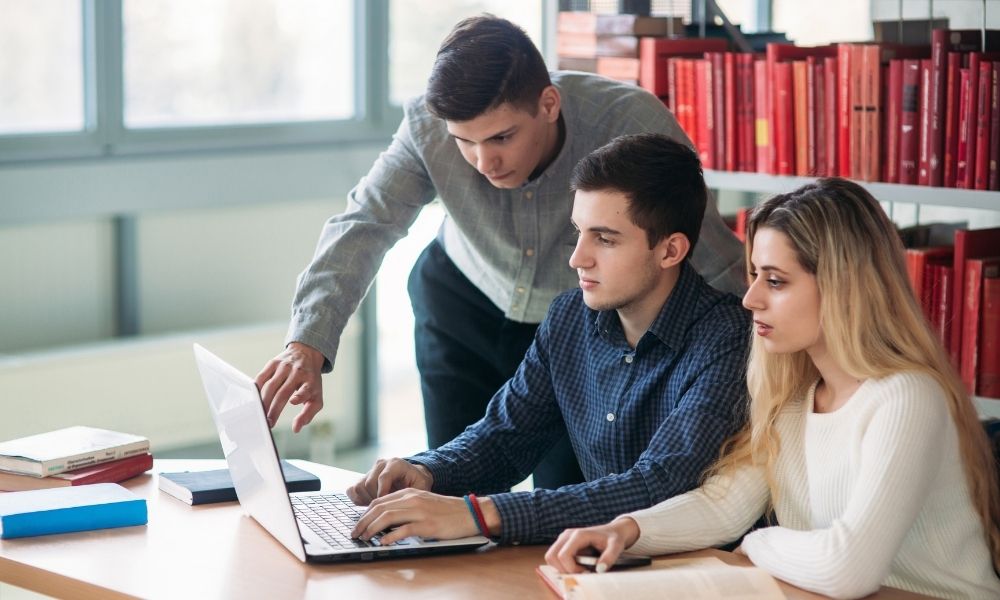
775 62 795 175
696 59 714 169
886 60 903 183
899 60 921 185
850 46 865 180
863 45 882 182
62 453 154 486
754 58 771 173
981 275 1000 398
944 52 964 187
961 259 991 394
739 54 756 172
991 63 1000 191
950 227 1000 364
961 55 983 188
935 264 954 349
926 263 942 331
974 60 993 190
929 29 948 186
881 64 890 182
638 38 665 96
679 59 693 145
837 44 852 177
815 60 827 177
918 60 934 185
824 57 838 176
724 52 737 172
793 61 810 176
712 53 726 170
667 57 679 115
956 68 973 188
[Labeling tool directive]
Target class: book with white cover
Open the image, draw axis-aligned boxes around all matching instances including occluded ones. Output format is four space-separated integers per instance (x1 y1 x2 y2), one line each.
536 556 785 600
0 426 150 477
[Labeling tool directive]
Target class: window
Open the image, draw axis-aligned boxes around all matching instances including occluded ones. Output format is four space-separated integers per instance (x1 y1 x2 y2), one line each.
123 0 354 128
388 1 543 106
0 0 84 134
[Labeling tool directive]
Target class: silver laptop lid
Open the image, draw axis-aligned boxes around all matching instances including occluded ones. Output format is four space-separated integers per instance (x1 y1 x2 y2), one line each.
193 343 307 562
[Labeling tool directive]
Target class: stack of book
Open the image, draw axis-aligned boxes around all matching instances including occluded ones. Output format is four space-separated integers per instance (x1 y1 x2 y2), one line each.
0 426 153 492
626 29 1000 189
903 226 1000 398
556 12 685 86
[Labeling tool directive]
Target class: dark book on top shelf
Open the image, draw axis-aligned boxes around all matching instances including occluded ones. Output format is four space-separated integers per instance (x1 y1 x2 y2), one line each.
0 453 152 492
557 12 682 37
0 426 150 477
158 460 320 505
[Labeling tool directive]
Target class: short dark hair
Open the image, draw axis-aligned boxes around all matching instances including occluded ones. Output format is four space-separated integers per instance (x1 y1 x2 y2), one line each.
425 15 552 121
571 134 707 252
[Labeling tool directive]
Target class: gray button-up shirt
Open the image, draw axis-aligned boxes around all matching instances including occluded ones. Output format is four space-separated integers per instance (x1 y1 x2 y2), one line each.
287 71 745 369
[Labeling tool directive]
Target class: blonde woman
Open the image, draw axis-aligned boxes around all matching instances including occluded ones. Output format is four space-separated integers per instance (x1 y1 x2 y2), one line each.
545 178 1000 599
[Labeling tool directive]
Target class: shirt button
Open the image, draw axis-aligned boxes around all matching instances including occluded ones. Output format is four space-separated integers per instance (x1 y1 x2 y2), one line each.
624 355 633 364
525 248 535 257
525 191 533 200
606 412 615 422
516 287 525 294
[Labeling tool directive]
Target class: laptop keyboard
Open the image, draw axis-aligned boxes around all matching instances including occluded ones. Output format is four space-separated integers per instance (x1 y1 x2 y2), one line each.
291 493 406 549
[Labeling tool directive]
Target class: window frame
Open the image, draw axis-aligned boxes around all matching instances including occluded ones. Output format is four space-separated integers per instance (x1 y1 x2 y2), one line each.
0 0 402 164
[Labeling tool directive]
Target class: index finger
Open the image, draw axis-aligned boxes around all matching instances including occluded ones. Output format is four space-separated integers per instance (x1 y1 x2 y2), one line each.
254 358 280 391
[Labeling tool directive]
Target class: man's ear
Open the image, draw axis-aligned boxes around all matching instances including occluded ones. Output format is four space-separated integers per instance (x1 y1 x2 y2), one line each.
658 233 691 269
538 85 561 123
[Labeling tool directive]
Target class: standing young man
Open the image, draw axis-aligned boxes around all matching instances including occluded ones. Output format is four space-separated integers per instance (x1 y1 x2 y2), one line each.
256 15 745 489
346 134 750 545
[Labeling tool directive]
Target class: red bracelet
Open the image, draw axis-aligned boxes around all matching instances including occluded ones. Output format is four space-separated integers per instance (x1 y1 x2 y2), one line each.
468 493 491 537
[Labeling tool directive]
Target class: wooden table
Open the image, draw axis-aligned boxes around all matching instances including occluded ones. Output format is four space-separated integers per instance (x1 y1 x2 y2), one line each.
0 459 932 599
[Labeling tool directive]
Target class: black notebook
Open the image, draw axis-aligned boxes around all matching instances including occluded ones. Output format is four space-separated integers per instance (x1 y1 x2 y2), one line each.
158 460 321 505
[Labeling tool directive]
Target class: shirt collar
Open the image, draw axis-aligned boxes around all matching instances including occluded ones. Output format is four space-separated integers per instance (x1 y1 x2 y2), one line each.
592 261 704 352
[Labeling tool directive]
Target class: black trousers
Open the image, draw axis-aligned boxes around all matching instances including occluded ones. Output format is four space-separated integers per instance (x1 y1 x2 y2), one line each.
407 240 584 490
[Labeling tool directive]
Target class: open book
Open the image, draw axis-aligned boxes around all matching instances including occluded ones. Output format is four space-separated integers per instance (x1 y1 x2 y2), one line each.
537 556 785 600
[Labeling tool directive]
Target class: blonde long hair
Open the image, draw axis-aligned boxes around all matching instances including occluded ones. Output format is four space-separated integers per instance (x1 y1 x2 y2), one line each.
711 177 1000 569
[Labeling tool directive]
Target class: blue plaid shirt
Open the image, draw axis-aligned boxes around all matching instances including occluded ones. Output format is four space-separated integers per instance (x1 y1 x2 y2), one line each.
408 262 751 544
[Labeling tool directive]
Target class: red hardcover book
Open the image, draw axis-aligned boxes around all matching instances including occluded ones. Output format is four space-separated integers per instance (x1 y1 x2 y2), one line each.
899 60 922 184
944 52 965 187
956 67 974 188
724 52 737 172
0 453 153 492
850 46 866 179
905 246 953 318
950 227 1000 364
885 60 903 183
918 60 934 185
959 55 983 188
696 59 714 169
666 57 679 114
738 54 757 172
678 59 694 143
837 44 852 177
766 44 837 174
974 60 993 190
710 52 727 171
774 61 795 176
930 31 977 186
991 62 1000 191
961 258 1000 394
815 59 827 177
861 45 883 182
933 263 955 349
754 58 771 173
638 38 729 97
881 63 891 182
824 57 838 176
981 275 1000 398
793 60 810 176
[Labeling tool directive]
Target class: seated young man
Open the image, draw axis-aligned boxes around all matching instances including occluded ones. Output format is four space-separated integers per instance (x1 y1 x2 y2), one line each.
348 134 751 546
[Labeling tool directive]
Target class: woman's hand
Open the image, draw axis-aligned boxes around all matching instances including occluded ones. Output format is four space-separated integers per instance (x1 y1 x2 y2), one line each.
545 517 641 574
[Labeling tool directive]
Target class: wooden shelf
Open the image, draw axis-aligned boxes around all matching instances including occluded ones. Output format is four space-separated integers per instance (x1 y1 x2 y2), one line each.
704 170 1000 211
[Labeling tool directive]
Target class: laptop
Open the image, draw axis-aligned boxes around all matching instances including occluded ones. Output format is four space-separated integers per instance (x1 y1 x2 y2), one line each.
192 343 490 562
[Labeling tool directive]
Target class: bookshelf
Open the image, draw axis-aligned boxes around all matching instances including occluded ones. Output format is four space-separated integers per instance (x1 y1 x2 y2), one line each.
704 170 1000 212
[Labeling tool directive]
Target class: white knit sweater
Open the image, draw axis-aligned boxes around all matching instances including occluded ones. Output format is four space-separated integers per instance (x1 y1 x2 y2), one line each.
627 371 1000 599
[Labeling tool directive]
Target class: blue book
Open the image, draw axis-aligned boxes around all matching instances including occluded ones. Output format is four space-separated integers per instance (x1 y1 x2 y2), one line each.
0 483 147 539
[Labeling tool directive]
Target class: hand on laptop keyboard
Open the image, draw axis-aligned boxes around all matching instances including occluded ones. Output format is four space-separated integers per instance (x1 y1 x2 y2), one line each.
351 488 488 545
346 458 434 505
